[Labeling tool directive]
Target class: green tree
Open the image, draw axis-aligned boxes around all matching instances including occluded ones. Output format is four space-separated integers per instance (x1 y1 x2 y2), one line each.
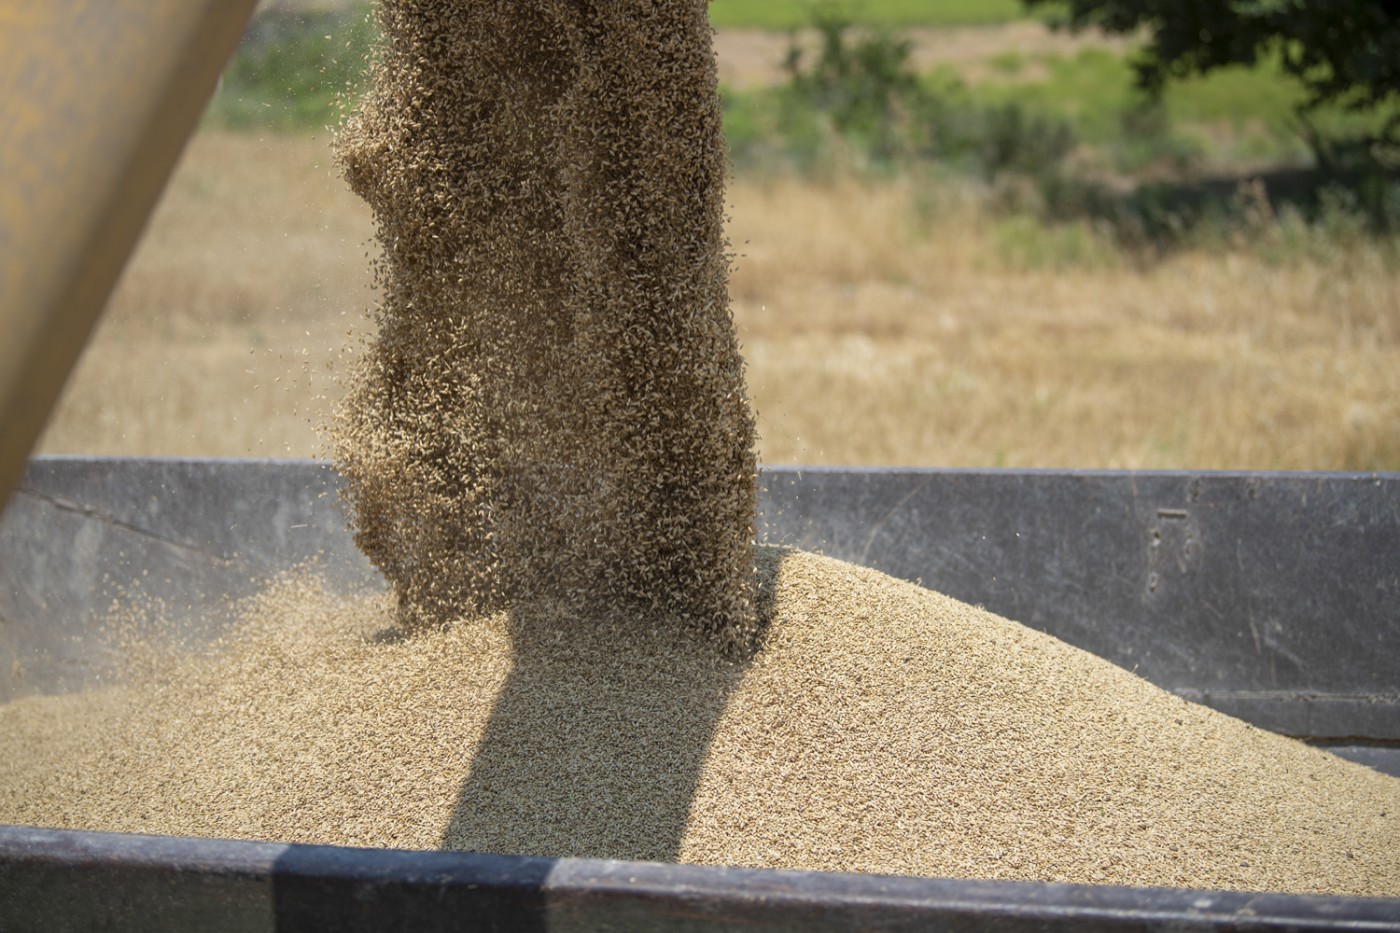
1022 0 1400 167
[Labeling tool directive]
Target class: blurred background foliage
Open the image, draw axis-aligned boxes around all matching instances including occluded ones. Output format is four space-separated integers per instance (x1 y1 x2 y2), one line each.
205 0 1400 260
44 1 1399 470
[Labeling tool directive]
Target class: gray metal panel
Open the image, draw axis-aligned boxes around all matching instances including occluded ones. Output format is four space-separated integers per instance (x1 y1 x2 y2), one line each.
2 461 1399 929
2 459 1397 743
758 467 1400 740
0 826 276 933
1325 746 1400 779
0 457 375 702
2 825 1397 932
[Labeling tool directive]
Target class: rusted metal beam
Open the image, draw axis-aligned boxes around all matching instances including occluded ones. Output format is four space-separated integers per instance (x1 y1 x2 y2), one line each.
0 0 258 511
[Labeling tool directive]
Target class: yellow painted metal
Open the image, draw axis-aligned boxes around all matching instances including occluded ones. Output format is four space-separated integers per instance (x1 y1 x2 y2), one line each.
0 0 258 511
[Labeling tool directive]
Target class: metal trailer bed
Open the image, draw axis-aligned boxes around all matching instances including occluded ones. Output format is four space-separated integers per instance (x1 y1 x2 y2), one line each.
2 457 1396 931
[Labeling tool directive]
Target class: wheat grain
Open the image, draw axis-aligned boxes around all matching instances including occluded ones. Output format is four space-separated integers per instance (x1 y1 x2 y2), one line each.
1 551 1396 896
332 0 759 651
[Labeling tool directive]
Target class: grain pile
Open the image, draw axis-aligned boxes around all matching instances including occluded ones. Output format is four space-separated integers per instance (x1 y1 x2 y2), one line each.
1 548 1398 897
332 0 759 650
5 0 1398 905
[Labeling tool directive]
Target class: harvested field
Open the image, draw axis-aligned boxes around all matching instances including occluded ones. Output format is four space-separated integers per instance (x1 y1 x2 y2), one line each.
1 548 1396 896
34 134 1400 472
712 22 1133 88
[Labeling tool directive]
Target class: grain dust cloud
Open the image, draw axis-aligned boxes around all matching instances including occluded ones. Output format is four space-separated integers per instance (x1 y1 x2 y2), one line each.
333 0 759 651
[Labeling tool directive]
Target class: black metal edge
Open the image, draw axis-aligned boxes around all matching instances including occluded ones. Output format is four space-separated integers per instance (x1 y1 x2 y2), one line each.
755 464 1400 481
0 822 278 877
20 454 1400 480
550 858 1400 931
0 824 278 933
2 825 1398 932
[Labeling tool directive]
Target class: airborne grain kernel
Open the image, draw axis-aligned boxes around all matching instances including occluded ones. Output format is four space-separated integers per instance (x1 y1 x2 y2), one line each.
332 0 759 651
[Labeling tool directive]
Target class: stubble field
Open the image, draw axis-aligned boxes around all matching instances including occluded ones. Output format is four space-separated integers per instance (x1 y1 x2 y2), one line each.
37 127 1398 472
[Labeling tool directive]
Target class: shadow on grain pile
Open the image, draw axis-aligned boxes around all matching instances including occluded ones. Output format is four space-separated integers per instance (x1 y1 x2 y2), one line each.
441 548 781 861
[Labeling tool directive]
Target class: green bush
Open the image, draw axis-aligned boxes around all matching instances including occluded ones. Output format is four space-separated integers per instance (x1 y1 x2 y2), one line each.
781 8 925 163
1023 0 1400 169
735 8 1080 179
708 0 1033 30
975 101 1078 179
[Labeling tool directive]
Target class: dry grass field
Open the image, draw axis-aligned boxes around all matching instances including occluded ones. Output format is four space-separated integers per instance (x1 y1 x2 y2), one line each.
37 130 1400 471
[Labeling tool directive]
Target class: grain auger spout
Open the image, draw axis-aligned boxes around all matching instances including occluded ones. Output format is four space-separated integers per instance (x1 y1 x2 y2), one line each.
0 1 258 512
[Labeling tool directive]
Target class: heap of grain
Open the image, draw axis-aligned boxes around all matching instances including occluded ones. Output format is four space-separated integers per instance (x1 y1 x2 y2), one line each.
333 0 758 650
2 0 1398 903
2 549 1398 896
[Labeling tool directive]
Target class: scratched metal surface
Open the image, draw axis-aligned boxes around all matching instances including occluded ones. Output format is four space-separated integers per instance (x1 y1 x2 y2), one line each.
2 459 1397 750
758 467 1400 741
5 823 1400 933
0 457 369 702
